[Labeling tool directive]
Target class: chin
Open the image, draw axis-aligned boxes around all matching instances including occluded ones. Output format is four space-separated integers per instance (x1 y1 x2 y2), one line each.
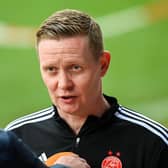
59 107 78 114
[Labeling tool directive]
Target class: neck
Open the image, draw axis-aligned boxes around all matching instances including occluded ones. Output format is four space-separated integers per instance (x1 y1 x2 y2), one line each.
58 95 110 135
63 115 87 135
92 95 111 117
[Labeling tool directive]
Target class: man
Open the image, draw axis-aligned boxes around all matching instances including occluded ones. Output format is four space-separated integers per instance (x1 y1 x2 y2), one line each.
0 129 90 168
5 9 168 168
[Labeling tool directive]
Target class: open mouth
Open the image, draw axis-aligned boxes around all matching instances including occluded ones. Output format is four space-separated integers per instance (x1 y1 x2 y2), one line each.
60 96 77 103
61 96 75 99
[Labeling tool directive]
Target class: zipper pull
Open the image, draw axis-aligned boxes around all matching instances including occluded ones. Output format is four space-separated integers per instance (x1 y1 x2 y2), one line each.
75 137 80 148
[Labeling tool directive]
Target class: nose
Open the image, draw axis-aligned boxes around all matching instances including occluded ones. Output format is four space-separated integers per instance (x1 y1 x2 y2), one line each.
57 71 73 90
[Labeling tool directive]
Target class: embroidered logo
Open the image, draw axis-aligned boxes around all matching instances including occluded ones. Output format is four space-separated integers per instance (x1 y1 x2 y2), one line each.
101 151 122 168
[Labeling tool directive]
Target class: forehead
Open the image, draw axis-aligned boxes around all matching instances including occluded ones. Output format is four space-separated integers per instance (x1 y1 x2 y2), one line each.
38 36 94 62
38 36 89 52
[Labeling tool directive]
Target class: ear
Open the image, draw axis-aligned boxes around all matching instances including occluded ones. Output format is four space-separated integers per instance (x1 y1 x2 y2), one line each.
100 51 111 77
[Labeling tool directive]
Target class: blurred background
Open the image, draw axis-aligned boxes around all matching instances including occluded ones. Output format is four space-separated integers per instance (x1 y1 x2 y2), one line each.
0 0 168 128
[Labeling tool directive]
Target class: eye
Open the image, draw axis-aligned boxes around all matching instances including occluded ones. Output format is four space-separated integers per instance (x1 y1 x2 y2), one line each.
45 66 58 74
48 67 55 71
71 65 82 72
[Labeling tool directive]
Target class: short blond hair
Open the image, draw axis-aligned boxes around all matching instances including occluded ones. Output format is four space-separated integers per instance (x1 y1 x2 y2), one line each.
36 9 104 59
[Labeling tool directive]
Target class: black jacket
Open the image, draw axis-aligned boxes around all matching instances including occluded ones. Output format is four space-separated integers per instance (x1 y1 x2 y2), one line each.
5 95 168 168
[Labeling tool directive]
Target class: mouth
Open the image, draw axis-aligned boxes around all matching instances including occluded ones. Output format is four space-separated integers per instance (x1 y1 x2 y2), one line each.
59 95 77 103
61 95 76 99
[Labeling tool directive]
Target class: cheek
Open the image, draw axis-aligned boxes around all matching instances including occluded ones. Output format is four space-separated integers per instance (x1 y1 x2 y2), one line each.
77 72 100 93
41 75 57 91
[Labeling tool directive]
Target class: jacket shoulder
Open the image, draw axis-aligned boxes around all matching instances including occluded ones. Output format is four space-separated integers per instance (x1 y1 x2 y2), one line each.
5 106 55 131
116 105 168 146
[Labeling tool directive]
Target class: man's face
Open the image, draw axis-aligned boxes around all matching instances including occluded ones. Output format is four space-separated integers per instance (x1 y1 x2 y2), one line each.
38 36 108 116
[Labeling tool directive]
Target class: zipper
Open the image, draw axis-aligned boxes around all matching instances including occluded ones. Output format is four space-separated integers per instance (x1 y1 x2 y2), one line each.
75 137 80 148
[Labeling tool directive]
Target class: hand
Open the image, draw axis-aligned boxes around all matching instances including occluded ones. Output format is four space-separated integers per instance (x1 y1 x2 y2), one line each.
54 154 91 168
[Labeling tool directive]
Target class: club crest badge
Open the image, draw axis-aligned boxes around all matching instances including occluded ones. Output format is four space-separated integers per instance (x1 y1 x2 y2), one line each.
101 151 122 168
